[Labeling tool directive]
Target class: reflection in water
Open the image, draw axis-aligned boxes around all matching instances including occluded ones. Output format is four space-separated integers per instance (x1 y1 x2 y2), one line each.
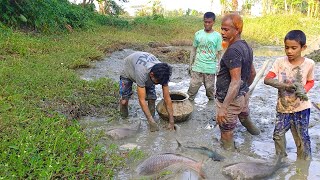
78 48 320 180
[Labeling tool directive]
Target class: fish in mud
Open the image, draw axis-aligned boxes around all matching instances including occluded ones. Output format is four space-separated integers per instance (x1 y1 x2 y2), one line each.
136 153 205 179
176 139 225 161
222 156 286 180
106 121 141 140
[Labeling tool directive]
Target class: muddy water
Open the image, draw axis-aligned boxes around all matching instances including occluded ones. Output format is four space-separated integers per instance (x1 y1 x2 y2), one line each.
78 48 320 180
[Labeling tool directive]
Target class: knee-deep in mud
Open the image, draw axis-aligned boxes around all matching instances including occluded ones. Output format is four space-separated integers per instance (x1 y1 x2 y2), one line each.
77 46 320 179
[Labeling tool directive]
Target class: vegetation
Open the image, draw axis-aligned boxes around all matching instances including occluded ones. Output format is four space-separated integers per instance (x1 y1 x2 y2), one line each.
0 0 319 179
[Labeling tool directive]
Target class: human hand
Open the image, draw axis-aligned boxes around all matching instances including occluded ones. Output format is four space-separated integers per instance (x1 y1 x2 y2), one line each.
167 122 175 131
217 107 227 126
188 66 192 76
284 83 296 93
293 82 308 101
147 117 159 132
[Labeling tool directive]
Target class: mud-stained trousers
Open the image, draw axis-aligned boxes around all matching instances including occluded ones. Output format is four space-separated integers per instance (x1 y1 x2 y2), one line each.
187 71 215 101
273 108 311 160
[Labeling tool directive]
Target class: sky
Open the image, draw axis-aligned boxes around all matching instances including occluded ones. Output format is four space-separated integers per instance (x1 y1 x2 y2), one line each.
120 0 222 15
70 0 261 16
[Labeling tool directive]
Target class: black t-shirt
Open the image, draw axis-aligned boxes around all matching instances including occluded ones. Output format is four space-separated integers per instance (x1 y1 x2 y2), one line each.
216 40 253 102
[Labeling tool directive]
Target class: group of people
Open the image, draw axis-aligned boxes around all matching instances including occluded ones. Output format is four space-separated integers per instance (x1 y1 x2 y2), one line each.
118 13 315 160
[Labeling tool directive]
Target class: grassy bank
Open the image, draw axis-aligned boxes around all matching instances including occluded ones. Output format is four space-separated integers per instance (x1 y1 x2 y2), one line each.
0 14 319 178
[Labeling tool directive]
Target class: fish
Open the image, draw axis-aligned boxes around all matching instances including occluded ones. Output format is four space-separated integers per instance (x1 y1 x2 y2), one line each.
176 139 225 161
119 143 140 151
136 153 205 179
222 156 286 180
106 121 141 140
312 101 320 111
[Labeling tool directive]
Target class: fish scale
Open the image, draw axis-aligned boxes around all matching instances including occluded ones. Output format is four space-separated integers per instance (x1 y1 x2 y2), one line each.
136 153 204 178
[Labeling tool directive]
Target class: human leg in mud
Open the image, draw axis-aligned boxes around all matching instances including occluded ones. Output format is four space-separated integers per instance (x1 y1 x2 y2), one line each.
203 73 215 100
273 112 292 157
145 85 159 132
187 71 204 101
215 96 245 150
119 76 133 117
238 93 260 135
290 109 311 160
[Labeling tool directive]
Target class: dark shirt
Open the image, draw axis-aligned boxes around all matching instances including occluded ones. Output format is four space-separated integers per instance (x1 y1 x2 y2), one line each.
216 40 253 102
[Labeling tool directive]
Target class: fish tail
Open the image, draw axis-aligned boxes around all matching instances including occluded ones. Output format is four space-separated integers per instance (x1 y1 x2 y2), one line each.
195 160 206 179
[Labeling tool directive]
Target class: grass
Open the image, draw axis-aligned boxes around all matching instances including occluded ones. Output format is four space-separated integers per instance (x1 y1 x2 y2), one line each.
0 14 319 179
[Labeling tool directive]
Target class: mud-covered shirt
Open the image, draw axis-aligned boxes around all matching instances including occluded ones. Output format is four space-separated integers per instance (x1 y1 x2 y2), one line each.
191 29 222 74
269 56 315 113
216 40 253 102
120 52 161 87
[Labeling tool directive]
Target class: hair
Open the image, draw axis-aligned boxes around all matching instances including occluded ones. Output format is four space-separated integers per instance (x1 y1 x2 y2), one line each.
284 30 306 47
222 13 243 34
204 12 216 21
150 63 172 85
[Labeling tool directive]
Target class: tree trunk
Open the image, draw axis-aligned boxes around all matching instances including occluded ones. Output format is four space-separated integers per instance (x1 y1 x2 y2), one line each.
284 0 288 13
82 0 87 7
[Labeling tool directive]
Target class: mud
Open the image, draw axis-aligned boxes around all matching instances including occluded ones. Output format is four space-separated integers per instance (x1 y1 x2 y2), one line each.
78 46 320 180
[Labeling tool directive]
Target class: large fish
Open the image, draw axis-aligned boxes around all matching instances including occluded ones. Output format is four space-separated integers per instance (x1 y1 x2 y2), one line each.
106 121 141 140
222 156 286 180
136 153 205 179
176 139 225 161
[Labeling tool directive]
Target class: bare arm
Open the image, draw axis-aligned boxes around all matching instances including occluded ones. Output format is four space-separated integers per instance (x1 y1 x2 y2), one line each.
162 85 175 130
217 67 241 125
137 86 155 123
188 47 196 74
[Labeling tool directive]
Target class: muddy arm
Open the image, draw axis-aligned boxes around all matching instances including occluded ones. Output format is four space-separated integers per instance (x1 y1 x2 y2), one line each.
137 86 155 123
217 67 241 125
264 77 295 91
162 85 175 130
188 47 196 74
248 63 256 86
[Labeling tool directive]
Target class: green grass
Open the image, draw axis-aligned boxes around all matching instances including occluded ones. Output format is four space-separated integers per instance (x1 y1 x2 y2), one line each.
0 14 319 179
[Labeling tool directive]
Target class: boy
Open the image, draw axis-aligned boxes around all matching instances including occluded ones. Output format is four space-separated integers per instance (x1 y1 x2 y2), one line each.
188 12 223 101
119 52 175 132
264 30 315 160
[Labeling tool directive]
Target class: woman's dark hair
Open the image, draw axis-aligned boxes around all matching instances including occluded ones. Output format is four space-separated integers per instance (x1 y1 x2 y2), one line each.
204 12 215 21
284 30 306 47
150 63 172 85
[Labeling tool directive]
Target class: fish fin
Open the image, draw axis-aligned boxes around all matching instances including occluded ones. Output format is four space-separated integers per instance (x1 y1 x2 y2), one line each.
199 146 211 150
136 120 142 131
175 138 182 149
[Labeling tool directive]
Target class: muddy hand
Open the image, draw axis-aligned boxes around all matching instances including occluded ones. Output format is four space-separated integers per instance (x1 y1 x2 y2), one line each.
293 82 308 101
217 107 227 125
149 121 160 132
166 122 175 131
188 66 192 76
284 83 296 93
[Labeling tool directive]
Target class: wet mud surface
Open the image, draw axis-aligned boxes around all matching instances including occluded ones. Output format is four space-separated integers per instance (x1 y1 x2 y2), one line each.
78 46 320 180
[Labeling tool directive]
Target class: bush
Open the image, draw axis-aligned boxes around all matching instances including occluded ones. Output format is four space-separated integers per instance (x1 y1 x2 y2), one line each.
0 0 129 33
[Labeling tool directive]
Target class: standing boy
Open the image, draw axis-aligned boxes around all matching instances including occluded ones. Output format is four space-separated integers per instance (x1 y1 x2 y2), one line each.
215 14 260 150
119 51 175 132
264 30 315 160
188 12 223 101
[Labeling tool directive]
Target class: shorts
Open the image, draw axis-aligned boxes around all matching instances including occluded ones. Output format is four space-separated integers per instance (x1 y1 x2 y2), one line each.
215 95 249 132
119 76 157 100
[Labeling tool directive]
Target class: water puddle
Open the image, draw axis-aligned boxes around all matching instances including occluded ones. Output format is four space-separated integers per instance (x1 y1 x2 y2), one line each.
78 47 320 179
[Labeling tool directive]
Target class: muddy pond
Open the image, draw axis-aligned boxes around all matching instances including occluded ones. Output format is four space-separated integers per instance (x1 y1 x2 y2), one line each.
78 46 320 180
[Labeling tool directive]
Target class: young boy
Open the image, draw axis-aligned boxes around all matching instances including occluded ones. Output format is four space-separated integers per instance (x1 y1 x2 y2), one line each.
188 12 223 101
264 30 315 160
